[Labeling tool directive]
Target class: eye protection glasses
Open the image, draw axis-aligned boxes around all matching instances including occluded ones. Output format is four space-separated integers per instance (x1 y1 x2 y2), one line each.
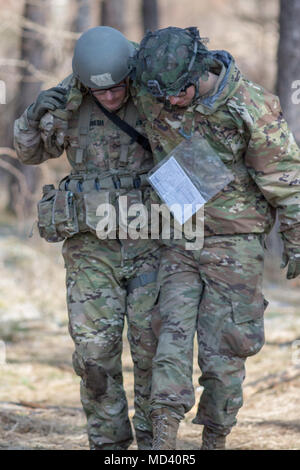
90 83 126 97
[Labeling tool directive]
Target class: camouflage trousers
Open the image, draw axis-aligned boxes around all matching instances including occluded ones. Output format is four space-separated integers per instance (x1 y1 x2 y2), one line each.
151 234 266 434
62 233 160 450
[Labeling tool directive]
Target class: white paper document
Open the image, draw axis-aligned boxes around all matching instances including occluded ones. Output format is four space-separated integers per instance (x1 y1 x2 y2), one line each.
148 156 206 224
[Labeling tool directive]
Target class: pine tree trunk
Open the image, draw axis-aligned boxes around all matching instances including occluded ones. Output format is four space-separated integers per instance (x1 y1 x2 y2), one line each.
101 0 125 33
71 0 91 33
141 0 159 33
277 0 300 143
7 0 46 215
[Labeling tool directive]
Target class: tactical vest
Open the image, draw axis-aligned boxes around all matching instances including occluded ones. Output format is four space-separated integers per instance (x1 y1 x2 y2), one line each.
37 95 155 247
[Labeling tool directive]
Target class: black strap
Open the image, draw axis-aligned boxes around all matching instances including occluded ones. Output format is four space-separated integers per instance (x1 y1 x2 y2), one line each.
90 93 152 154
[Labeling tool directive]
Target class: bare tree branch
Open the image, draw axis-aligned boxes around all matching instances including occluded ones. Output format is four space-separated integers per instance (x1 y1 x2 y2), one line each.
0 9 80 41
245 365 300 395
0 150 33 202
0 58 57 84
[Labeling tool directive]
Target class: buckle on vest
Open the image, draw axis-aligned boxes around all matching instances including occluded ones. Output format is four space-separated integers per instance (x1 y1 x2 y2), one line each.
178 127 193 140
94 177 101 191
112 175 121 189
77 180 83 192
133 176 141 189
64 178 70 191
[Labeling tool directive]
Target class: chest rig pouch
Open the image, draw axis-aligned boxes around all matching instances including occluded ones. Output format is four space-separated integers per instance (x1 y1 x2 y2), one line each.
82 97 151 236
36 97 93 243
37 94 152 242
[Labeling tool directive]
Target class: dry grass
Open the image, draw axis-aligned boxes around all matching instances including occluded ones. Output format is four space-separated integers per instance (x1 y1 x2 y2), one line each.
0 233 299 450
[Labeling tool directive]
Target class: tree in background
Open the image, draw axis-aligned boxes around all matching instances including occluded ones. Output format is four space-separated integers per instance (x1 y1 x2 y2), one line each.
4 0 46 215
266 0 300 257
142 0 159 34
14 2 46 120
277 0 300 144
71 0 91 33
101 0 125 32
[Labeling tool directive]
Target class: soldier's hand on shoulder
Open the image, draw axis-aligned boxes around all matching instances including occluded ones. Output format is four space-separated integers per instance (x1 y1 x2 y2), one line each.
27 87 68 122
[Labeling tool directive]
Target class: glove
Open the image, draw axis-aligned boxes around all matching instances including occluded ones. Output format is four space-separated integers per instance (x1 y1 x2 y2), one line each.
27 87 68 121
281 250 300 279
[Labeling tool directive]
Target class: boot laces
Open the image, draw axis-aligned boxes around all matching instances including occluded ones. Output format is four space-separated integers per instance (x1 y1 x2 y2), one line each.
152 414 169 449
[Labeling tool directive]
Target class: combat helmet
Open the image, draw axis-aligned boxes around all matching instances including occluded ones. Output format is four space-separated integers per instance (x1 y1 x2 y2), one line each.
72 26 135 89
131 27 210 98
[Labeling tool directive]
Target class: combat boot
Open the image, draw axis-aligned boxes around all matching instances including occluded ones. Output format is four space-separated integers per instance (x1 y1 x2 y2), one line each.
151 408 180 450
201 426 226 450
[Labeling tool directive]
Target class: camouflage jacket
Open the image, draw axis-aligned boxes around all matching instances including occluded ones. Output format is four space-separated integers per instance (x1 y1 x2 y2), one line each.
132 51 300 246
14 74 153 174
14 74 157 258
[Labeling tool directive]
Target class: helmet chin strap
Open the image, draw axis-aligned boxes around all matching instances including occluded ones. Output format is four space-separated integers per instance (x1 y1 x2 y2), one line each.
193 79 200 103
187 40 198 72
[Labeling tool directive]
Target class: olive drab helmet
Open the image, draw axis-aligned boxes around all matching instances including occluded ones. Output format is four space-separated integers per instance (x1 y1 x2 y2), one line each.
131 27 210 98
72 26 135 89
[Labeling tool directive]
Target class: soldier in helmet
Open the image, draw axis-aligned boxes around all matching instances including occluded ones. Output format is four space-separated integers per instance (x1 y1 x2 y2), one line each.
130 26 300 449
14 26 161 450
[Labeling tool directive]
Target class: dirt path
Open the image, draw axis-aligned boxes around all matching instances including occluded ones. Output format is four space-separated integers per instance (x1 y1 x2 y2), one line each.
0 236 299 450
0 313 299 450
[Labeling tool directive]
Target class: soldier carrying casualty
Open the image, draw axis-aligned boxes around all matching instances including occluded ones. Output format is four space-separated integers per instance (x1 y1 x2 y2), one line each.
130 26 300 450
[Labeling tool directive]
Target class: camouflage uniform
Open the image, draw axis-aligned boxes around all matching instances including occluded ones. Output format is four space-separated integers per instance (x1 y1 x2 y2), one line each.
131 28 300 438
14 74 160 450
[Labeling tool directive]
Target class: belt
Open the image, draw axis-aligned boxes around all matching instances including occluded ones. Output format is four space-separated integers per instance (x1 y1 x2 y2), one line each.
59 174 150 192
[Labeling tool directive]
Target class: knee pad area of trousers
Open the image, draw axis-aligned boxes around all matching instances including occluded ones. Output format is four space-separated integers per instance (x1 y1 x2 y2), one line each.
73 352 108 398
85 360 108 398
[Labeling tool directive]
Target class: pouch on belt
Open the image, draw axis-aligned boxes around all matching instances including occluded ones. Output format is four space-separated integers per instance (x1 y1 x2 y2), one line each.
37 186 79 242
83 190 115 237
118 189 148 234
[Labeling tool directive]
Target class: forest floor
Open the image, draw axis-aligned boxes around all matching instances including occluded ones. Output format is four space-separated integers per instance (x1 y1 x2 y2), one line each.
0 228 299 451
